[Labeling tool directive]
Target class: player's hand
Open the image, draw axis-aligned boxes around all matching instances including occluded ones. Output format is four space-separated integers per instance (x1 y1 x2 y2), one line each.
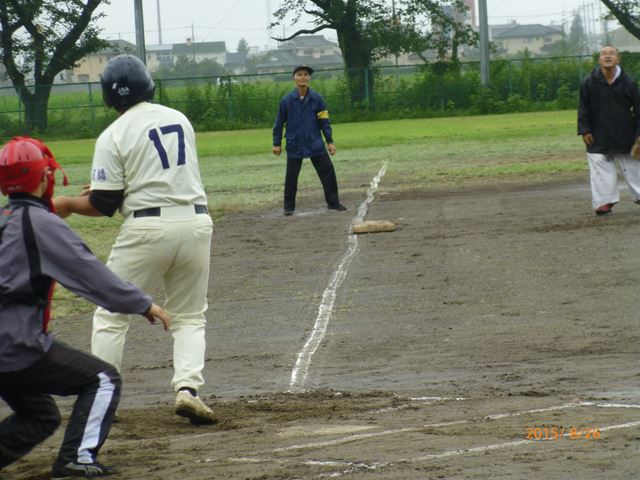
52 196 73 218
632 137 640 160
272 145 282 156
327 143 336 155
143 303 171 331
80 184 91 196
582 133 594 146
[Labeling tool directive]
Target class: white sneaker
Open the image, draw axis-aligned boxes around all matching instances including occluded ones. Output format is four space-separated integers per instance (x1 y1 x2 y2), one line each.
175 390 216 425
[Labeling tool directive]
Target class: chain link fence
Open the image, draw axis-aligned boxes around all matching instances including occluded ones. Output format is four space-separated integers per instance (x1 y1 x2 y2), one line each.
1 53 639 140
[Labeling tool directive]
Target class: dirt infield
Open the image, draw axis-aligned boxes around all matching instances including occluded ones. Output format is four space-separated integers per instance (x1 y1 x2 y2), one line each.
4 175 640 479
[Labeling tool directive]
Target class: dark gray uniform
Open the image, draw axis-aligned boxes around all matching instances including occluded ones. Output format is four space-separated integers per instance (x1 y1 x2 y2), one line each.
0 195 152 470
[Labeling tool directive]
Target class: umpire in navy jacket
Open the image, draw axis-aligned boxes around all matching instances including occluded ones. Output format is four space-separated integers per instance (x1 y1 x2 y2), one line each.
272 65 346 216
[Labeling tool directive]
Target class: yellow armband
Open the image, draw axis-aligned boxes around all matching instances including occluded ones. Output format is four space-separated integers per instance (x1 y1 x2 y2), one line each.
316 110 329 119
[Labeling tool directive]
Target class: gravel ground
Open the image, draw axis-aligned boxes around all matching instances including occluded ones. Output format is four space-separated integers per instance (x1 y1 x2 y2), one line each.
4 177 640 479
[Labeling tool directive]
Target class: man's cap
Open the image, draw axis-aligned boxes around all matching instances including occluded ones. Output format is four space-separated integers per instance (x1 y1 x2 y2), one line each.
293 65 314 76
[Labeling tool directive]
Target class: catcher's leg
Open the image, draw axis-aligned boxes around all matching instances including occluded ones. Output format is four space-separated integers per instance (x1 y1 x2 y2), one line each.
0 387 60 468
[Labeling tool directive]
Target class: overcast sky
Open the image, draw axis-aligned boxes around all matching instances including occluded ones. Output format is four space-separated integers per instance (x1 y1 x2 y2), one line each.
96 0 616 52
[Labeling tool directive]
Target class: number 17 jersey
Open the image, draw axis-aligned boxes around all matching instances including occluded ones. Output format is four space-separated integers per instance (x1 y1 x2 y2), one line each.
90 102 207 217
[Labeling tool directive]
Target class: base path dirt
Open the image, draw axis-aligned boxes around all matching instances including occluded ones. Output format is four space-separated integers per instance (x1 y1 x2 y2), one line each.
4 178 640 479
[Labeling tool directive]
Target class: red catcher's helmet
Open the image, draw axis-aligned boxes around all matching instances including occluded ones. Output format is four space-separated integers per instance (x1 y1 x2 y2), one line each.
0 137 67 196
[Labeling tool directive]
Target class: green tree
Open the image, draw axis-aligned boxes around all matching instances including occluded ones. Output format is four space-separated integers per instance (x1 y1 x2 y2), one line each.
544 14 589 56
237 38 250 56
0 0 109 133
567 13 588 54
271 0 476 103
600 0 640 40
401 0 478 63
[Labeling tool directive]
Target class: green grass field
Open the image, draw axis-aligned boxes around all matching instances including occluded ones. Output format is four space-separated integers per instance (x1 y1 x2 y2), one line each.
7 110 587 315
51 109 584 222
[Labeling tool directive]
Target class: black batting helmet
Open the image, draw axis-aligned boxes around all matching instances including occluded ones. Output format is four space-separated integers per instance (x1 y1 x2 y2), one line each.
100 54 155 109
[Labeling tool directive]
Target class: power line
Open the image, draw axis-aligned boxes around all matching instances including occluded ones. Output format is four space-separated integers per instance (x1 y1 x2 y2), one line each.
201 0 243 41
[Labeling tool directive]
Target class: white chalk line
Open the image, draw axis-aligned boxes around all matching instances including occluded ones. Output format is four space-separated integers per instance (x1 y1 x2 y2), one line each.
223 401 640 468
265 402 585 454
399 417 640 464
370 395 466 414
226 414 640 477
288 163 388 392
318 406 640 478
101 400 640 454
311 413 640 477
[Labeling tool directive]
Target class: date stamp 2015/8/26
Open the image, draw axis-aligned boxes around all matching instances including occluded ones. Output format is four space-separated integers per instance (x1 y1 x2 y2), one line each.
526 427 601 440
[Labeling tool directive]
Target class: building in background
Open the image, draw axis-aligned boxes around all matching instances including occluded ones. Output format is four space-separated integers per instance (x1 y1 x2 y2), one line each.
145 44 174 72
493 24 564 56
254 35 343 74
608 26 640 53
64 39 234 82
225 52 248 74
461 0 476 26
489 21 519 41
171 40 226 65
64 39 136 83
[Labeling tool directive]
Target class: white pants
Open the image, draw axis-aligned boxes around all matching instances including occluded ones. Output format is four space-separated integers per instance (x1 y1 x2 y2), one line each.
587 152 640 209
91 205 213 392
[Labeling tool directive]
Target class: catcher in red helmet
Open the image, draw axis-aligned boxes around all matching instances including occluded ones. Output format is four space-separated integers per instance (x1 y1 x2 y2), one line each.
0 137 170 478
0 136 67 203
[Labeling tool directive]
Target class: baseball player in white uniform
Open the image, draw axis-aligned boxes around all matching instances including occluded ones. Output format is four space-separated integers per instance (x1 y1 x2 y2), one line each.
54 54 215 424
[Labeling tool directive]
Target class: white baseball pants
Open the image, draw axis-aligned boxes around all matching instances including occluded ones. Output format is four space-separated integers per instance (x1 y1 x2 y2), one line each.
91 205 213 392
587 152 640 209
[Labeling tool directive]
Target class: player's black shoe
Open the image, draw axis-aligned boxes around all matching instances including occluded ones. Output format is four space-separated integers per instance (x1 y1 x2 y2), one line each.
328 203 347 211
52 461 118 478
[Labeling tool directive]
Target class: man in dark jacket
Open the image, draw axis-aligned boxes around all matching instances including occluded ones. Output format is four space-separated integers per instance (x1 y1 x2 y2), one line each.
272 65 346 216
578 45 640 215
0 137 170 478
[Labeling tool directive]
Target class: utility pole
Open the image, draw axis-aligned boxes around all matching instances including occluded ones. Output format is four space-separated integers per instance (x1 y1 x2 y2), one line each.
590 2 598 46
599 1 608 45
191 23 196 60
266 0 273 48
134 0 147 64
586 2 593 47
156 0 162 45
392 0 399 86
583 1 595 48
478 0 489 86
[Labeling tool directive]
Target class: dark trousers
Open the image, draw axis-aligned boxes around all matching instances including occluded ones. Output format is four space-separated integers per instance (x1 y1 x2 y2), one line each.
284 153 340 211
0 341 121 469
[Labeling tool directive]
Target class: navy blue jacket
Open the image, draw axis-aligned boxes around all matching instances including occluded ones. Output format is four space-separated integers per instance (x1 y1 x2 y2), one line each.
273 88 333 158
578 66 640 154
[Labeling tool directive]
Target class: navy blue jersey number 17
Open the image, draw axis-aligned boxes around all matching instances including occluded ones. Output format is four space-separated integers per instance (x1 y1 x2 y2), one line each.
148 124 186 169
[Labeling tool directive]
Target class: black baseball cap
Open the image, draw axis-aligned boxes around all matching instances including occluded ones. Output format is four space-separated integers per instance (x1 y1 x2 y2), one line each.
293 65 314 76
